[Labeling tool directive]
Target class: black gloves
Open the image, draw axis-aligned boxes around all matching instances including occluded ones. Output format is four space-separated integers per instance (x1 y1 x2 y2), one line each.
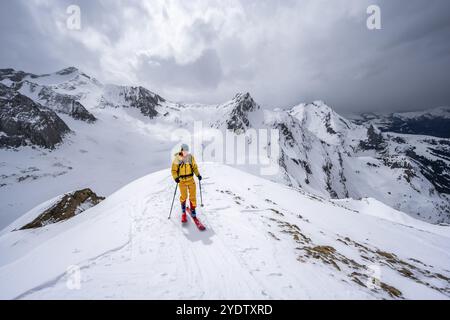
175 176 201 183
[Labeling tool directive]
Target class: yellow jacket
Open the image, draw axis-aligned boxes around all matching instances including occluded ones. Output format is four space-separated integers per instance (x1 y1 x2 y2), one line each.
171 153 200 181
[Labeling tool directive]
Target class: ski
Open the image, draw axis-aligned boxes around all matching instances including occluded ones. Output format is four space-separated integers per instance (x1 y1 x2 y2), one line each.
186 207 206 231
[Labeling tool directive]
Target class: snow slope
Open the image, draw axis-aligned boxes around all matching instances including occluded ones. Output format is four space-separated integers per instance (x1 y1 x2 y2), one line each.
0 163 449 300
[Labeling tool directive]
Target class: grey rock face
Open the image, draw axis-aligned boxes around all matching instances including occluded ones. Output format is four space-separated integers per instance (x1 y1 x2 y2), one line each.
70 101 96 122
99 86 163 119
56 67 79 76
34 85 96 123
19 188 105 230
226 92 260 133
123 86 163 118
405 141 450 194
359 125 386 151
1 68 97 123
0 84 70 149
0 68 37 83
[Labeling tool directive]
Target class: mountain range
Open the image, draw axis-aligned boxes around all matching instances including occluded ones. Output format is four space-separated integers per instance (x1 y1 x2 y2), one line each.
1 67 449 226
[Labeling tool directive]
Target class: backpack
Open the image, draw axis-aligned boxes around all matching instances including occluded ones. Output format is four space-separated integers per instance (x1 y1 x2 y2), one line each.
177 153 194 179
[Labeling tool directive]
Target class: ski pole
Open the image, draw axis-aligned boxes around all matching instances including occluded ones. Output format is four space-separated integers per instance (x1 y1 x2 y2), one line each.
199 179 204 207
168 183 178 219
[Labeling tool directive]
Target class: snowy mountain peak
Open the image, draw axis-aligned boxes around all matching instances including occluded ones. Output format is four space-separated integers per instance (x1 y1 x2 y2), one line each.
290 100 333 118
99 85 164 119
222 92 262 133
232 92 259 110
135 86 166 103
233 91 251 100
309 100 327 108
287 100 355 144
55 67 79 76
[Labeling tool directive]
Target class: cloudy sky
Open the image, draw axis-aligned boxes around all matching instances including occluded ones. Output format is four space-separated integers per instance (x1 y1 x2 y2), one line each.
1 0 450 114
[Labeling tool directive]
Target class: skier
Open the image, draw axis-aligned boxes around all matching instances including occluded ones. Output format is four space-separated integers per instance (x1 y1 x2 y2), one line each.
171 144 202 223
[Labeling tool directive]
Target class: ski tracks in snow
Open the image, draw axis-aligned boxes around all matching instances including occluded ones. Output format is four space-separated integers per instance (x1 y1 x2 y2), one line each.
21 175 275 299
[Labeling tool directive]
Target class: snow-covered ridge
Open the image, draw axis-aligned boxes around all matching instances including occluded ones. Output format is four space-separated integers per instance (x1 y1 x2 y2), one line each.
286 100 358 146
0 163 449 299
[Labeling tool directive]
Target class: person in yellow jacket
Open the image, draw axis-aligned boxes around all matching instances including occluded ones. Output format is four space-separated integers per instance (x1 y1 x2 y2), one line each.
171 144 202 222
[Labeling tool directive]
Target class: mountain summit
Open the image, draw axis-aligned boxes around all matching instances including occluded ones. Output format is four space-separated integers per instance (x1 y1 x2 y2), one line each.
224 92 261 132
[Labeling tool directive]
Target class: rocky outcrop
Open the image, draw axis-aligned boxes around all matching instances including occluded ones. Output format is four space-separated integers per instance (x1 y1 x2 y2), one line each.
33 85 96 122
101 85 163 119
56 67 79 76
226 92 260 133
1 68 97 123
405 147 450 194
19 188 105 230
69 100 97 122
0 84 70 149
126 86 163 118
359 125 386 151
0 68 39 83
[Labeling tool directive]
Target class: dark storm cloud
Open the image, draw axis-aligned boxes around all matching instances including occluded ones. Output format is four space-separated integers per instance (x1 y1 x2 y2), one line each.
0 1 59 72
137 49 223 90
0 0 449 114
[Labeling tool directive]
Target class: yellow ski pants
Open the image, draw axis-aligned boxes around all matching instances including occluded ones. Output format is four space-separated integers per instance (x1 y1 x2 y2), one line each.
179 178 197 209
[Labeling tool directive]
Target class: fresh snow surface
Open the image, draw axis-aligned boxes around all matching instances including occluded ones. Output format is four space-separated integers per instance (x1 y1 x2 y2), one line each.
0 163 449 300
